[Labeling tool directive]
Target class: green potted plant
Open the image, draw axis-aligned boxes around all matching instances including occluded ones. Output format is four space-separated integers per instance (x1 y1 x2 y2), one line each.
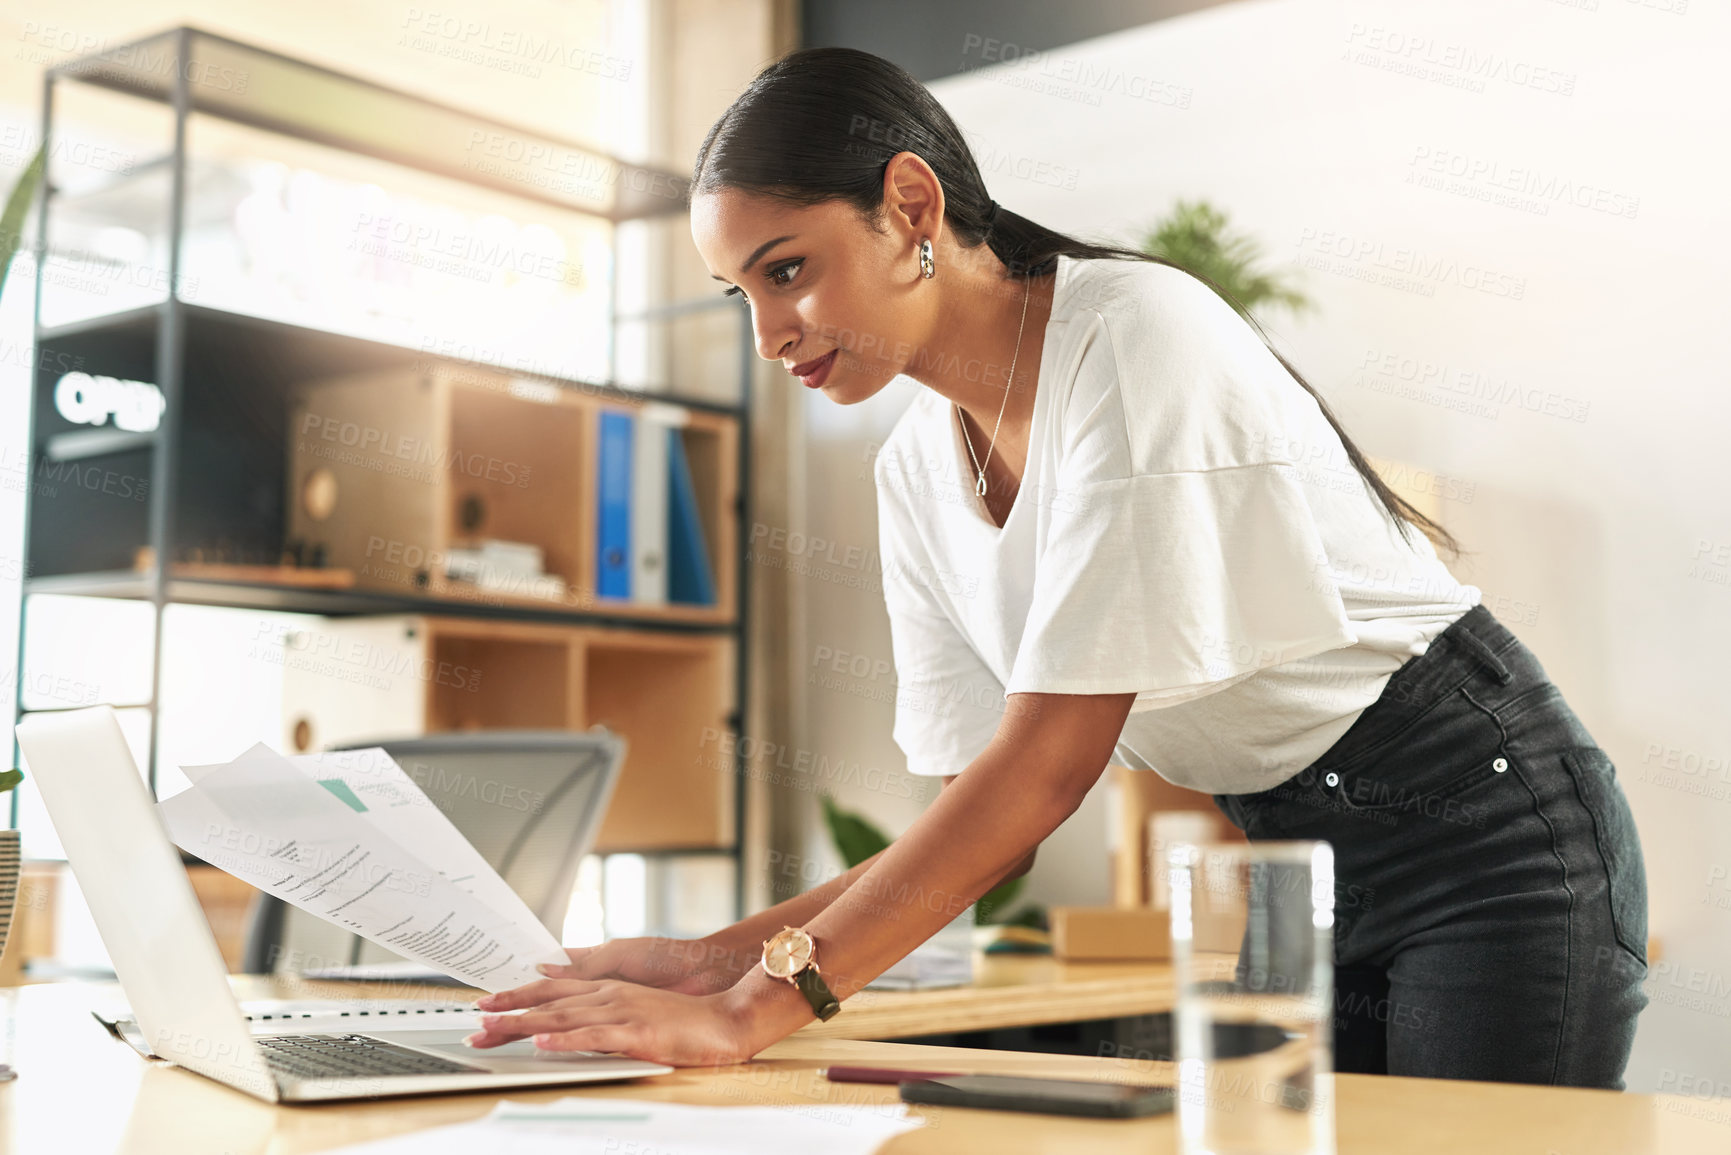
819 793 1045 930
0 141 47 967
1138 197 1311 321
0 141 44 291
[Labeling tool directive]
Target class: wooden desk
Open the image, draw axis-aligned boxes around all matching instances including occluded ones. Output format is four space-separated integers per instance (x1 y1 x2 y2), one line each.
199 954 1183 1044
1 979 1725 1154
800 953 1181 1041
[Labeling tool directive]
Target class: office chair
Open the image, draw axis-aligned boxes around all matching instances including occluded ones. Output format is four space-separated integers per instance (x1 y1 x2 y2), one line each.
240 728 625 977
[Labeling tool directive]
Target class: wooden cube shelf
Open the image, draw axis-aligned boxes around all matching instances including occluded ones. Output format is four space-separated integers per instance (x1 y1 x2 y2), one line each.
580 631 736 853
1108 763 1246 908
280 614 736 852
286 364 737 624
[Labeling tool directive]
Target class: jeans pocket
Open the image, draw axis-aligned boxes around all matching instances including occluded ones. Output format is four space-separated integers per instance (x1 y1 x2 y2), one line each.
1563 746 1649 967
1319 675 1461 774
1329 686 1505 820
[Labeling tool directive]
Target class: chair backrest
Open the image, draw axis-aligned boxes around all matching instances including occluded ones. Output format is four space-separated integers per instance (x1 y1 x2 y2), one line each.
242 728 625 975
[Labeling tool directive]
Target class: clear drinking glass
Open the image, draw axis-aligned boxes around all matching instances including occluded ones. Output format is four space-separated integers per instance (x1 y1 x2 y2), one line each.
1167 840 1336 1155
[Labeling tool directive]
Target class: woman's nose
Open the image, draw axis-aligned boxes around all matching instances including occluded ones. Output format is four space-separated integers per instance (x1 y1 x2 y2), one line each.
751 304 802 364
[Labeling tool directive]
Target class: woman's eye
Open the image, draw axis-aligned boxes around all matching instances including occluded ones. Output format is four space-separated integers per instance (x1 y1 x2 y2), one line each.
719 258 802 300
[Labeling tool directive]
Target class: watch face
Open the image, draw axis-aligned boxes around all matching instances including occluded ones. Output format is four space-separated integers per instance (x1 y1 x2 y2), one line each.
763 927 815 979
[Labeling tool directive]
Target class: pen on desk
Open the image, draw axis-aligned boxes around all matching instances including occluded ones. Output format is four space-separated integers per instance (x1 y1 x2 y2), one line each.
822 1065 960 1085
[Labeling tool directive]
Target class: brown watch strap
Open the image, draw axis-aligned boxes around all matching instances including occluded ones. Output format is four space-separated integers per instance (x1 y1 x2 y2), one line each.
794 964 841 1021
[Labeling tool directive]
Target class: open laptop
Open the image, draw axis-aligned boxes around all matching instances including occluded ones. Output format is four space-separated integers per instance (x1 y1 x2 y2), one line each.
14 705 673 1102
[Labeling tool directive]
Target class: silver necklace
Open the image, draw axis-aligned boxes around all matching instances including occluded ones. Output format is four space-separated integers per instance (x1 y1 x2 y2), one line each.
959 275 1032 500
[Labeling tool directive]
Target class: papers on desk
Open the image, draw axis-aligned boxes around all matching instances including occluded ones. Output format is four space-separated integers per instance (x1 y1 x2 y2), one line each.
864 938 974 990
156 743 569 992
323 1097 925 1155
297 959 473 985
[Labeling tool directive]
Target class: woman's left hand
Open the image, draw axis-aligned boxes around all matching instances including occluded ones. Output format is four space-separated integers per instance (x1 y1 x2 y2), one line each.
464 978 758 1067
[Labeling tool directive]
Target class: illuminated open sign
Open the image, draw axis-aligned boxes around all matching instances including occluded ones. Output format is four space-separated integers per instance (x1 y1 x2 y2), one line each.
54 372 165 432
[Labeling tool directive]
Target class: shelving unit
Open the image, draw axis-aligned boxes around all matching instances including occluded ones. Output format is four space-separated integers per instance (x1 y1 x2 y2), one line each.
11 28 757 918
277 614 737 853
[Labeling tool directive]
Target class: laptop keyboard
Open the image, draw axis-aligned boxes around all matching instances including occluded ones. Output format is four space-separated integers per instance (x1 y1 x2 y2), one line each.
258 1034 484 1080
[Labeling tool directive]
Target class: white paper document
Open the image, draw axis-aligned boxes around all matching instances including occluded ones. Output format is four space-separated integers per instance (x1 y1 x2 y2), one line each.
321 1096 926 1155
864 938 974 990
158 743 568 992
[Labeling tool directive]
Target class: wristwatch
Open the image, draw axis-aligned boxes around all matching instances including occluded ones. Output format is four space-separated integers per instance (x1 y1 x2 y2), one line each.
760 926 841 1021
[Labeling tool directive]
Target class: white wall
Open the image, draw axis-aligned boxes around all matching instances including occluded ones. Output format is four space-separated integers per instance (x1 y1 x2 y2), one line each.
800 0 1730 1094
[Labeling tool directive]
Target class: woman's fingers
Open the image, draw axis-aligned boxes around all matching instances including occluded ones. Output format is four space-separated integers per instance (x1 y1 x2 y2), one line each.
474 977 603 1012
524 937 716 989
466 994 626 1047
466 985 753 1067
567 942 627 980
531 1023 636 1054
543 940 638 981
463 997 619 1052
531 943 609 980
580 938 680 981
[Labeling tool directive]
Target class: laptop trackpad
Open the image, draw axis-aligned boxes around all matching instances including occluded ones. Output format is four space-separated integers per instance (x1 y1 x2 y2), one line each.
370 1029 616 1064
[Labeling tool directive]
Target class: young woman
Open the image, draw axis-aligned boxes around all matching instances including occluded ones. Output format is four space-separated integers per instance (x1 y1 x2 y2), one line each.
462 46 1650 1088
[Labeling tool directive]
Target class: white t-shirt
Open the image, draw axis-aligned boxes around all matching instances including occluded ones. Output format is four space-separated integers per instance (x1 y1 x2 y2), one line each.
872 253 1481 795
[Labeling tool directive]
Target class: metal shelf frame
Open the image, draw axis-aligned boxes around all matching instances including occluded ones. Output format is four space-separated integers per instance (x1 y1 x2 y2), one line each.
10 26 757 919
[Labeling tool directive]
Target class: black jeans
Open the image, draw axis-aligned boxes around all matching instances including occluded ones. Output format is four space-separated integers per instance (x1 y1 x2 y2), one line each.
1211 603 1650 1089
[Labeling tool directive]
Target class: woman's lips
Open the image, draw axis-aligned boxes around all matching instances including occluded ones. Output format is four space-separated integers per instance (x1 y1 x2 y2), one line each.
792 349 838 388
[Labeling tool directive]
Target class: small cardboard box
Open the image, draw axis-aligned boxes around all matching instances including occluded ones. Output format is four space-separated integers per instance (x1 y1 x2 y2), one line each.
1050 905 1172 961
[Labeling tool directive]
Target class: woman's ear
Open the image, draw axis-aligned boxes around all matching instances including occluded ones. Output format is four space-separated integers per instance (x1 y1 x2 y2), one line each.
881 150 945 248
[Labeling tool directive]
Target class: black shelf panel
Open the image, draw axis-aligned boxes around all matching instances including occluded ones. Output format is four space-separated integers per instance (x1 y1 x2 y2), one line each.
52 27 690 223
36 302 747 420
24 570 738 634
34 301 164 343
28 302 744 578
44 429 157 462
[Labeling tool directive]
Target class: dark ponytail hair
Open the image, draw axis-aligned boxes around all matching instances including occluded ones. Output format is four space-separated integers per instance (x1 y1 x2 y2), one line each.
693 46 1462 561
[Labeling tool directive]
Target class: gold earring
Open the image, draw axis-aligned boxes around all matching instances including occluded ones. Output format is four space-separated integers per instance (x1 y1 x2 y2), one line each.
918 237 935 279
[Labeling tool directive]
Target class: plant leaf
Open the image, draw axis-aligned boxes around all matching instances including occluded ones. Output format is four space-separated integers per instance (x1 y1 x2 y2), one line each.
0 142 47 299
815 794 1039 925
1140 197 1310 322
818 793 892 869
998 904 1048 931
974 874 1026 924
0 768 23 793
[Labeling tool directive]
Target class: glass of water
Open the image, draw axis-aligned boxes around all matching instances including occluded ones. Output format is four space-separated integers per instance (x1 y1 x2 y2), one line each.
1167 840 1336 1155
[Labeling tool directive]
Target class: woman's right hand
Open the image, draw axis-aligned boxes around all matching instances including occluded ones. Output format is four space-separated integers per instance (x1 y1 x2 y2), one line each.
538 935 754 996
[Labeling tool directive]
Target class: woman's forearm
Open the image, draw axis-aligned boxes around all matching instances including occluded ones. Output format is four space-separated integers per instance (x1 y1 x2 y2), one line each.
697 832 1036 981
815 758 1073 997
725 751 1092 1042
719 691 1133 1048
697 848 888 974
